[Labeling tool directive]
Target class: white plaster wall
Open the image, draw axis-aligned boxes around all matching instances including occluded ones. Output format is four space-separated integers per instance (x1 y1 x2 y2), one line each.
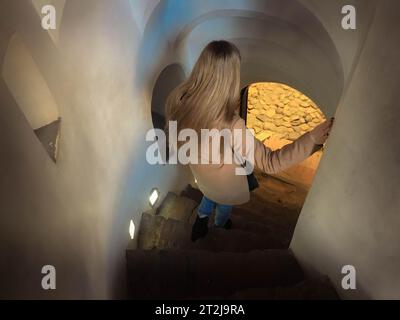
31 0 66 45
291 0 400 299
0 0 190 299
129 0 161 34
2 33 59 129
298 0 377 81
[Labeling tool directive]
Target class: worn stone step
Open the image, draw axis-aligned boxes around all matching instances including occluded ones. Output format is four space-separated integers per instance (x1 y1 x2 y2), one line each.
208 213 290 248
229 276 339 300
236 201 299 228
184 204 287 243
137 212 189 250
180 184 203 204
231 208 286 231
157 192 198 223
192 227 284 252
180 184 296 239
231 207 294 247
137 213 283 252
126 249 304 299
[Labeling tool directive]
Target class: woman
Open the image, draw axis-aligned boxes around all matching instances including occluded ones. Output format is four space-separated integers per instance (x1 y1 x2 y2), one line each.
165 40 334 241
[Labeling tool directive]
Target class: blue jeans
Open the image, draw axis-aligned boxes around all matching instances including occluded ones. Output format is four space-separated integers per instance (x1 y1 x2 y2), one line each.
197 196 233 227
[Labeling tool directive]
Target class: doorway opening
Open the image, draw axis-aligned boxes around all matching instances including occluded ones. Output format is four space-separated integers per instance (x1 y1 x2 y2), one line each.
151 63 186 130
235 82 327 246
246 82 326 191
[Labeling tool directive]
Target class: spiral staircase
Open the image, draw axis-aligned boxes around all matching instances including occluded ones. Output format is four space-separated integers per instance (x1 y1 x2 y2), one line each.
126 172 339 300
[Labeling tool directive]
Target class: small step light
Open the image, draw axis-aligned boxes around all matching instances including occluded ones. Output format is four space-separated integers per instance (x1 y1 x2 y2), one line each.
149 188 159 207
129 220 135 240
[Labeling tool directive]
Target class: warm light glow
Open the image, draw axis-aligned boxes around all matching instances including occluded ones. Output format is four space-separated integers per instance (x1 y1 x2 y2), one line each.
247 82 326 143
195 178 198 184
247 82 325 188
129 220 135 240
149 189 159 207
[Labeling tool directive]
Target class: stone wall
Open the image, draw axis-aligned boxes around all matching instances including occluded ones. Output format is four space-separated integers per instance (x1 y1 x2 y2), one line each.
247 83 326 142
247 83 326 189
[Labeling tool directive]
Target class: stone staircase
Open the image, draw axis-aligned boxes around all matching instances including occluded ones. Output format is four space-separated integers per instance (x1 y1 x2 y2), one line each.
126 178 339 300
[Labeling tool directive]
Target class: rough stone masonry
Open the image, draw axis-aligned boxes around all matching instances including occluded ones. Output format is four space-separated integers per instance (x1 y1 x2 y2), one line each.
247 83 326 142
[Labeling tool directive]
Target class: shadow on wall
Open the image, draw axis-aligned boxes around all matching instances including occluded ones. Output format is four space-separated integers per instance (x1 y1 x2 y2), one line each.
151 63 186 130
292 228 372 300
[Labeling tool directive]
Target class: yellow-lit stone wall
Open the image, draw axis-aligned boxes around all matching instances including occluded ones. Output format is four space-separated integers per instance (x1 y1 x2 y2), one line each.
247 83 326 189
247 83 326 142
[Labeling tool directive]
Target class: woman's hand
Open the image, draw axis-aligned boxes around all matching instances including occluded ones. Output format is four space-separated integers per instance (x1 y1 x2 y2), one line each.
310 118 335 145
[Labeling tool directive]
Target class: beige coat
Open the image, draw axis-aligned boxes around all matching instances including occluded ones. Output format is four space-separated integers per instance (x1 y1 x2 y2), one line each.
190 115 319 205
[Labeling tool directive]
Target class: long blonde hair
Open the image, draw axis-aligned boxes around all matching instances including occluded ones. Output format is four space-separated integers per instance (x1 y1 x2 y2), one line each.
165 41 241 136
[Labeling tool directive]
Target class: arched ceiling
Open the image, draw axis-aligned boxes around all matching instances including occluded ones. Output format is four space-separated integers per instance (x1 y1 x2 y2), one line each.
175 14 343 112
138 0 349 117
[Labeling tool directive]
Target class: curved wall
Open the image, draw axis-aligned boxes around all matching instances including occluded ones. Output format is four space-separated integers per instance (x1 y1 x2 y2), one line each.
151 63 186 117
0 0 383 299
0 0 191 299
177 14 342 115
139 0 375 117
291 0 400 299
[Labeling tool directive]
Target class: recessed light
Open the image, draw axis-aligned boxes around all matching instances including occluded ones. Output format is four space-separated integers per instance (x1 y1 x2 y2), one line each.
129 220 135 240
149 188 159 207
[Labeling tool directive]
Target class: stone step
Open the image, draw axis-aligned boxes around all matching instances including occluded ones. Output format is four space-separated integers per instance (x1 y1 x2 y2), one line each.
231 207 289 231
205 211 292 249
192 227 284 252
180 184 203 204
180 184 297 237
126 249 304 299
137 213 284 252
229 276 339 300
236 200 299 228
231 207 294 247
157 192 198 223
209 211 290 248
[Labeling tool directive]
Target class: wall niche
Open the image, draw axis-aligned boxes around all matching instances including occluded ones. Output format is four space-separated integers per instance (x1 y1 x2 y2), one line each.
2 33 61 163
